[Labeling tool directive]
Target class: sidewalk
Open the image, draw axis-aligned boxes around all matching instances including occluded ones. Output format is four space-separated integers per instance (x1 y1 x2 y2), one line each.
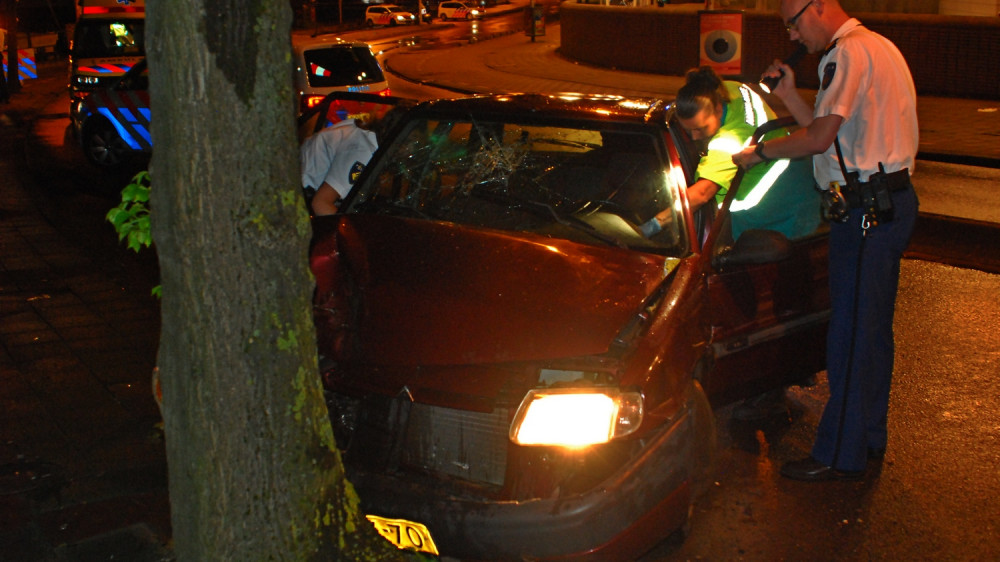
1 68 170 561
1 19 998 560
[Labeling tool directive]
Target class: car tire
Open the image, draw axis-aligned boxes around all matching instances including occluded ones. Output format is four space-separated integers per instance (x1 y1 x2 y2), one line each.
465 13 472 19
685 379 716 495
439 13 447 20
636 380 713 562
366 18 375 27
81 116 128 168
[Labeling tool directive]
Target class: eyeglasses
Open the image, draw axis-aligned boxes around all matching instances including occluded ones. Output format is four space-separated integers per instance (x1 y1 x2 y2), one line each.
784 1 813 31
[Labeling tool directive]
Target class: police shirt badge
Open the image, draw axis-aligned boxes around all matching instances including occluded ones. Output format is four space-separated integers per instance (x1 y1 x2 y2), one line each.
822 62 837 90
349 161 366 185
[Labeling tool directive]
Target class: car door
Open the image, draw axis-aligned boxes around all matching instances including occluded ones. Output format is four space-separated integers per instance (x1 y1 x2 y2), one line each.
671 117 831 406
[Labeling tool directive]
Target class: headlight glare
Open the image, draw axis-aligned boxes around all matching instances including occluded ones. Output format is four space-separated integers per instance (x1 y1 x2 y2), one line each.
510 388 643 447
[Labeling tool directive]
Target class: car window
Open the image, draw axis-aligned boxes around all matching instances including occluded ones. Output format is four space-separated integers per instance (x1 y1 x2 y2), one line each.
349 117 687 256
304 46 385 88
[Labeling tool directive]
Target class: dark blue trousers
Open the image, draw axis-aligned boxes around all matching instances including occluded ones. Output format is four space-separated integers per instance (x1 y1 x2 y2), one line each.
811 186 918 472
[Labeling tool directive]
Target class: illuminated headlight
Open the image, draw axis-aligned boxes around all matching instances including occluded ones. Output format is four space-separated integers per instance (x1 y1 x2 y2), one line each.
510 388 643 447
75 75 101 86
471 9 480 15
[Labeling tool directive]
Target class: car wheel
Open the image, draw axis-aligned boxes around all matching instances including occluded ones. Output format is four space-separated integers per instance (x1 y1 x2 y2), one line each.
466 13 473 19
366 18 375 27
686 379 716 495
440 13 447 20
81 117 128 168
636 380 713 562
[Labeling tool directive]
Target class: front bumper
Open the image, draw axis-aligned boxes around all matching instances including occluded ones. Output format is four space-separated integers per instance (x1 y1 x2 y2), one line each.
352 402 697 561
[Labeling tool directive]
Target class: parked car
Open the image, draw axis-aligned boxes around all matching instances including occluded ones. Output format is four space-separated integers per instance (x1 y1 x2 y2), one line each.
292 37 390 114
364 4 417 26
437 0 483 20
309 93 830 559
71 58 149 168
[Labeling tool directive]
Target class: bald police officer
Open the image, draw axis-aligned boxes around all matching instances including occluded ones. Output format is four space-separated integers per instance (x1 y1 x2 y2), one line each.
732 0 919 480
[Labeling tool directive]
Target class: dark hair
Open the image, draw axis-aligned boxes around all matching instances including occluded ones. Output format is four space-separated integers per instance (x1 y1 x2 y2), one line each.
675 66 730 119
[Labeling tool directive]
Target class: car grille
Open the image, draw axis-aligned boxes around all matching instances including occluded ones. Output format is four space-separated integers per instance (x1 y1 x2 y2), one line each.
401 403 510 487
335 392 510 488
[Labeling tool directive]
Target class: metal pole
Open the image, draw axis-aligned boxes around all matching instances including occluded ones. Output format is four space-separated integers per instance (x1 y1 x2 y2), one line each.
529 0 535 42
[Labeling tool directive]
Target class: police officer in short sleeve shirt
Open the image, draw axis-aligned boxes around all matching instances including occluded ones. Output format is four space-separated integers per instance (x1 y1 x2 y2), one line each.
732 0 919 481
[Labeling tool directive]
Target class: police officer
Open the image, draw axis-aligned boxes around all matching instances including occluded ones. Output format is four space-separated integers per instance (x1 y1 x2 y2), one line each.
301 117 379 216
732 0 919 480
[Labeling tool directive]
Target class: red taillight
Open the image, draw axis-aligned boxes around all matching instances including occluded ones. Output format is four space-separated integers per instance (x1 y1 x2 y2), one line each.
80 6 143 13
377 88 391 97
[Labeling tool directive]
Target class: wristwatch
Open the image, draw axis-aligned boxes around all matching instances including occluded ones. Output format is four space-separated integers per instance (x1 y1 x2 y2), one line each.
754 142 772 162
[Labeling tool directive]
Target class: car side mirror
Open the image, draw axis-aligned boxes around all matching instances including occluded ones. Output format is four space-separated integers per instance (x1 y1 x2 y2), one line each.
712 229 791 270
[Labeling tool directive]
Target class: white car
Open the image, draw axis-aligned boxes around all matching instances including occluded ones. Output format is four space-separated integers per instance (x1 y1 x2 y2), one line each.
292 37 390 113
365 5 417 26
437 1 483 20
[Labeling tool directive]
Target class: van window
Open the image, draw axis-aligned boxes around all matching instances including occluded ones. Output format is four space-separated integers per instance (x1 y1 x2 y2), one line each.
74 19 145 58
304 46 385 88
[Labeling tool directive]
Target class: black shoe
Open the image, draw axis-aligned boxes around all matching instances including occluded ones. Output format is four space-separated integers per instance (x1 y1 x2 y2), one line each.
780 456 865 481
867 447 886 460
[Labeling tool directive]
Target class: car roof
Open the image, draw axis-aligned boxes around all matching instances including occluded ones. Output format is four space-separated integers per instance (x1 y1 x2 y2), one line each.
409 93 673 127
293 35 372 52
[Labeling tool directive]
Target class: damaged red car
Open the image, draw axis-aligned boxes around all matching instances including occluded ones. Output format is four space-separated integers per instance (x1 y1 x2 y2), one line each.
308 93 830 560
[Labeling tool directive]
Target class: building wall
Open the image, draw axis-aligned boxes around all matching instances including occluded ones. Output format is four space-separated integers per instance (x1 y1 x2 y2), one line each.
938 0 999 16
560 3 1000 99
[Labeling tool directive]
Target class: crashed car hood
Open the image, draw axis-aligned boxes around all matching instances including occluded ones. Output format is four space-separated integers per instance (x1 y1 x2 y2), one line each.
322 215 674 366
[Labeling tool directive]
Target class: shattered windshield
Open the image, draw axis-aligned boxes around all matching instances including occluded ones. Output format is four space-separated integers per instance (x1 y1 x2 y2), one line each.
347 116 688 255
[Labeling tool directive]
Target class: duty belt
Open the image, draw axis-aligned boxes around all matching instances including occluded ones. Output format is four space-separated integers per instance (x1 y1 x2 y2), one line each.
840 168 911 209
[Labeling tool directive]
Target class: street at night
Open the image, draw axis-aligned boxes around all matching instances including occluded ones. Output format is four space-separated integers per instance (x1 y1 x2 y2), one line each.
2 5 999 560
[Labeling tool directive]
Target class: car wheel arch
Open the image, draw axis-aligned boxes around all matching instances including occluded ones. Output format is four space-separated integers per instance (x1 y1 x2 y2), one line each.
81 115 127 168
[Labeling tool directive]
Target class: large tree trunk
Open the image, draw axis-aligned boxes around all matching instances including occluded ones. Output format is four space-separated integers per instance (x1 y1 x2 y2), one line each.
145 1 400 559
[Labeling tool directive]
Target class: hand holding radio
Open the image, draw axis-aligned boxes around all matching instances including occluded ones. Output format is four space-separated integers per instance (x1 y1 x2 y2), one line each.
759 44 808 94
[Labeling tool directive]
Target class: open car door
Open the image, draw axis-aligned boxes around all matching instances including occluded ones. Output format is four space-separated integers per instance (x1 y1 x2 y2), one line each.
698 117 831 406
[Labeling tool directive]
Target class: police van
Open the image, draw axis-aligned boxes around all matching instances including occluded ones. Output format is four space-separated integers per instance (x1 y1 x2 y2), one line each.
73 57 149 168
69 0 145 122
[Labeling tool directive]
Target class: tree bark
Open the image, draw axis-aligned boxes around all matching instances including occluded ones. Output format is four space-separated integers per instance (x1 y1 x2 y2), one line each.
145 0 402 558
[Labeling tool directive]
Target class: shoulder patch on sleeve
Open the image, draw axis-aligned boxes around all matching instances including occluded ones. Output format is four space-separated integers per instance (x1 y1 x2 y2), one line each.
349 161 366 185
822 62 837 91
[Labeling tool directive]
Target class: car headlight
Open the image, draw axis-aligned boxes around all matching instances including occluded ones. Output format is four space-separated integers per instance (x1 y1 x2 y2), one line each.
75 75 101 86
509 388 643 447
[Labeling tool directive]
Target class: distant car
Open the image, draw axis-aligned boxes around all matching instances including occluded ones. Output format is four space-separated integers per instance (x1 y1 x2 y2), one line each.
437 1 482 20
71 58 150 168
292 38 390 114
364 5 417 26
309 94 830 560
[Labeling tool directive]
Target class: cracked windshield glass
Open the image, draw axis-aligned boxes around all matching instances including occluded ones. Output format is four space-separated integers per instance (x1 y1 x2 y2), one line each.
348 117 687 255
